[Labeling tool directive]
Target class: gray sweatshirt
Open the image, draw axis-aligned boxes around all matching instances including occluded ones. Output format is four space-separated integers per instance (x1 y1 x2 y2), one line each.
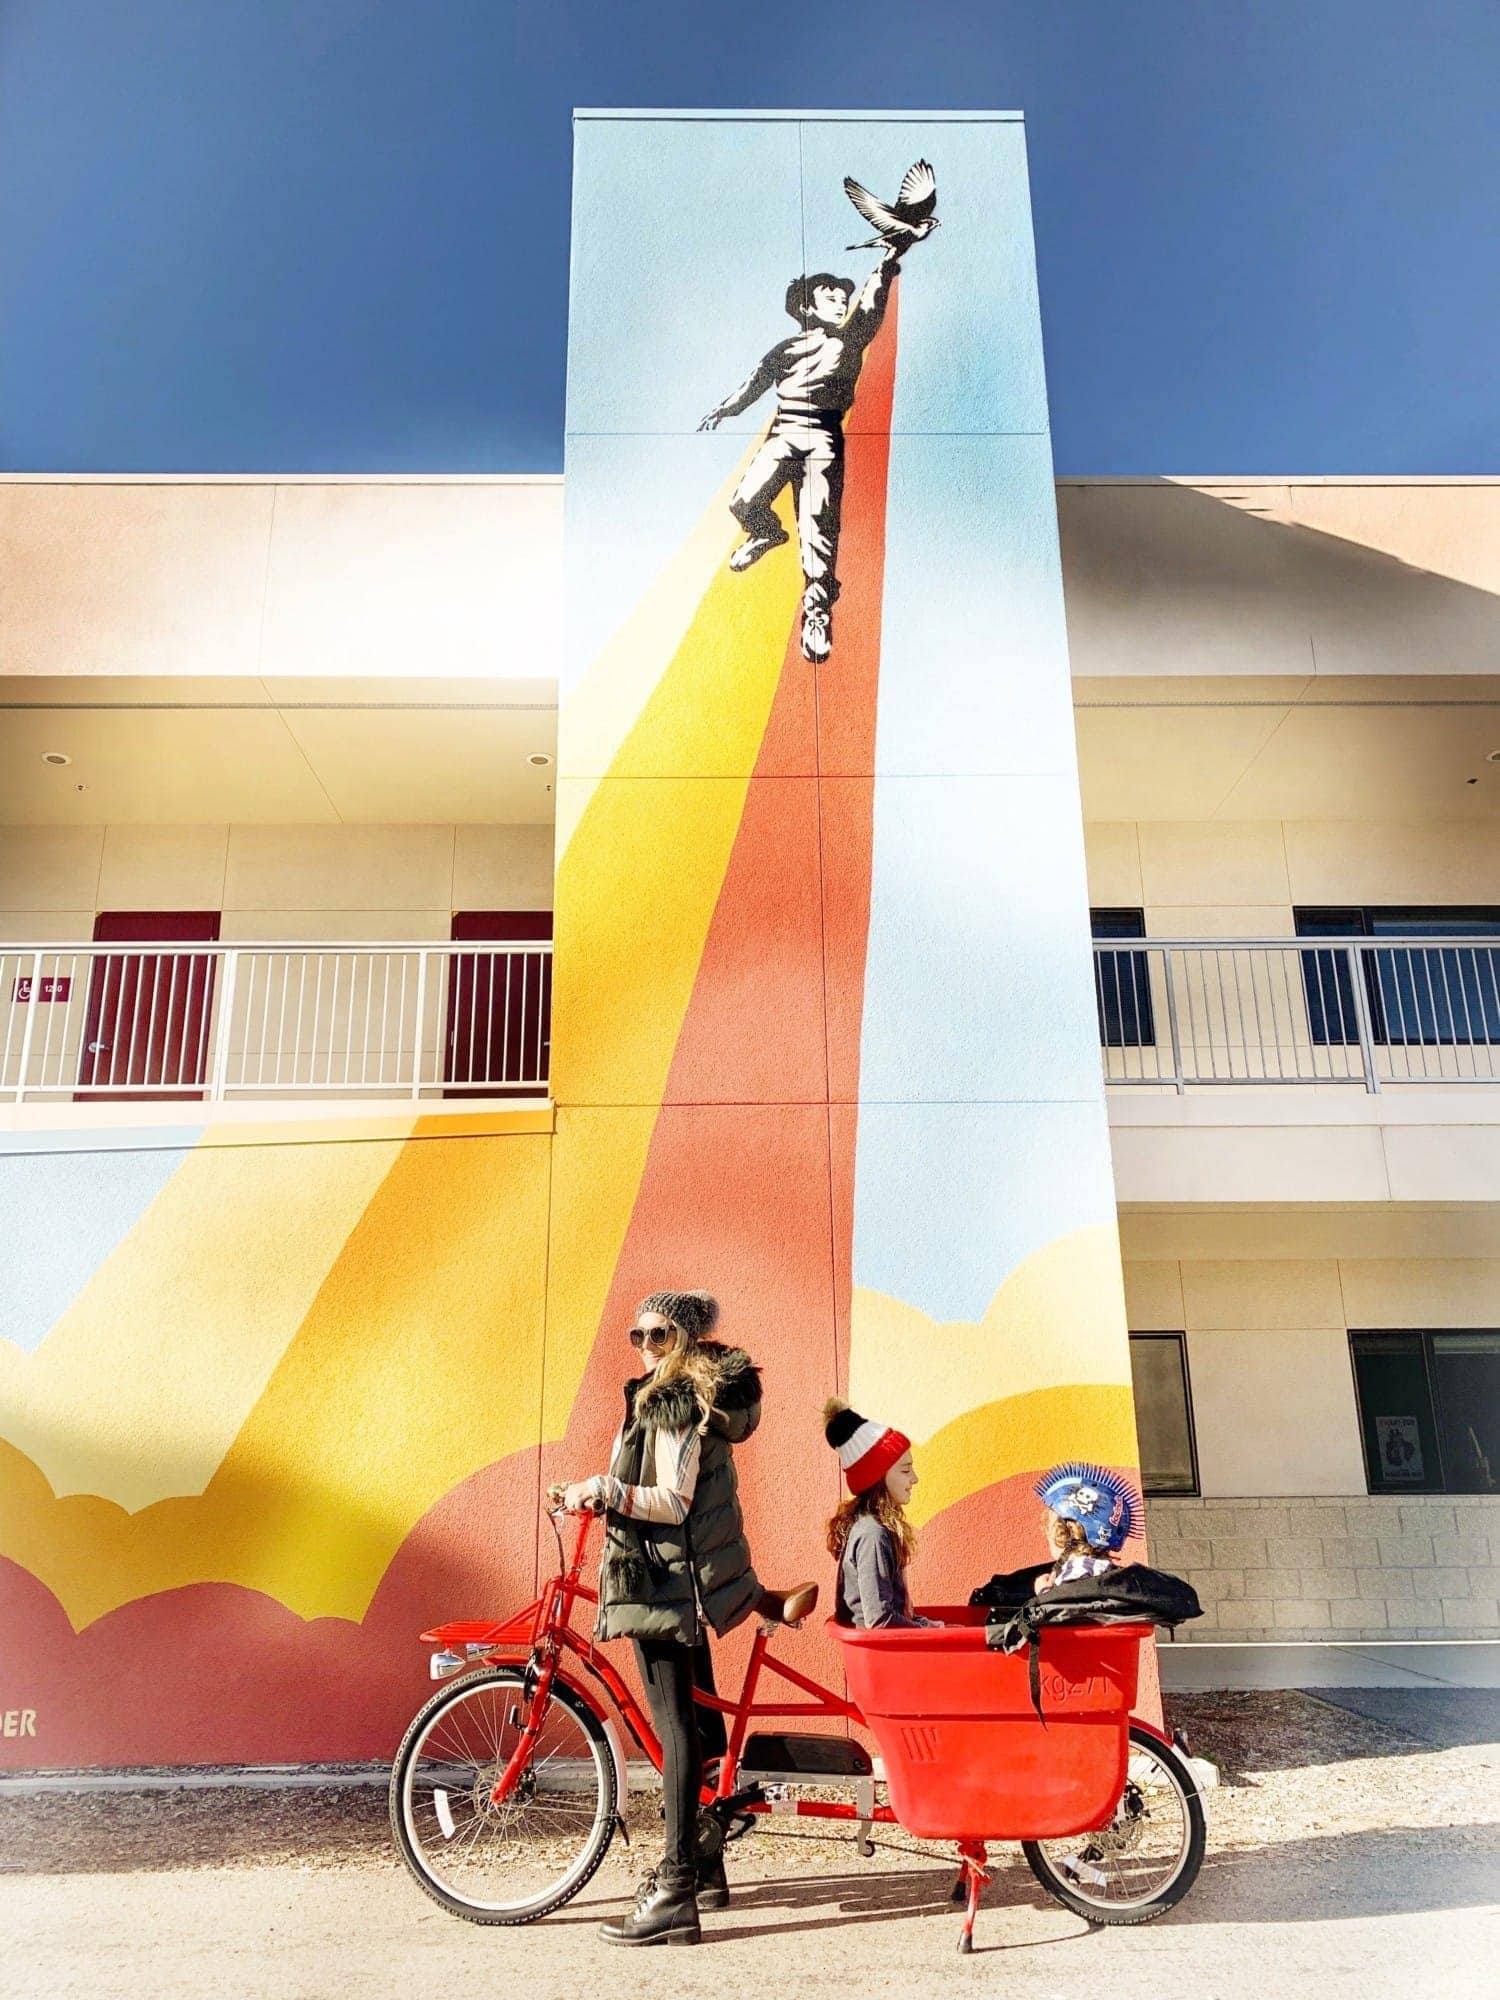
836 1514 937 1630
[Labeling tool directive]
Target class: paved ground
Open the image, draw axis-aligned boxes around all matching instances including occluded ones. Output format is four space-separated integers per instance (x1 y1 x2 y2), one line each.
1158 1639 1500 1691
1312 1686 1500 1749
3 1692 1496 2000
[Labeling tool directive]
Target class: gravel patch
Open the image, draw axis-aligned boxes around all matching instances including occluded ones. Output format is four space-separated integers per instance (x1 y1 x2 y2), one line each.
2 1692 1493 1882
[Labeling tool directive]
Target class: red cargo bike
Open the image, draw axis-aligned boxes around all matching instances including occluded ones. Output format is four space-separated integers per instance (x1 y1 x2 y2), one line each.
390 1508 1206 1950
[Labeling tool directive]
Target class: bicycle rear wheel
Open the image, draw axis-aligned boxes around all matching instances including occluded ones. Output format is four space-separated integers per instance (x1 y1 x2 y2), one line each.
391 1666 617 1924
1022 1725 1205 1926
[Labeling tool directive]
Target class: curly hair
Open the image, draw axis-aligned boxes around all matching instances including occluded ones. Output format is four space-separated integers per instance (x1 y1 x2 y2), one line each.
826 1484 917 1571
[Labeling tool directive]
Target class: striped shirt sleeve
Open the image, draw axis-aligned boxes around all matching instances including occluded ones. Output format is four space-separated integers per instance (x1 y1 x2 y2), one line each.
589 1424 703 1526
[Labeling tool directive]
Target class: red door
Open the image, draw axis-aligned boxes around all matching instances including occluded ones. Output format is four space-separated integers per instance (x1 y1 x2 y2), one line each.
445 912 552 1097
76 912 221 1101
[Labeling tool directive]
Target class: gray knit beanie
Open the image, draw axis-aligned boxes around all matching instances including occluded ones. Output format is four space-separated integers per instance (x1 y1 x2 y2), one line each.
637 1290 720 1344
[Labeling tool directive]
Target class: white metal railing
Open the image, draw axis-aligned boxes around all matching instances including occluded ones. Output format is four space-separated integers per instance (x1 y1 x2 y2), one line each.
1094 937 1500 1091
0 943 552 1104
6 935 1496 1106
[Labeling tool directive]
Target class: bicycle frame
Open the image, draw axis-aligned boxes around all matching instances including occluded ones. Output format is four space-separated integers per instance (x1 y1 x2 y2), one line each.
424 1511 897 1831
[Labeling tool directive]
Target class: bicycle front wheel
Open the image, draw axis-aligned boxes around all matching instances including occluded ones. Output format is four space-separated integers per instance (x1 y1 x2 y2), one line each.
391 1666 617 1924
1022 1725 1205 1926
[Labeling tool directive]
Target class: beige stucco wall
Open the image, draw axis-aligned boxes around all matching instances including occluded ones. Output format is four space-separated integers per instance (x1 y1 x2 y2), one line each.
0 479 563 681
4 477 1496 688
0 822 555 942
1058 479 1500 680
1084 815 1498 919
1121 1210 1500 1638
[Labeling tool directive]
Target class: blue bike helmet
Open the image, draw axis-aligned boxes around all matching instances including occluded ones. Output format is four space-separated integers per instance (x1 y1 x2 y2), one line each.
1035 1461 1140 1553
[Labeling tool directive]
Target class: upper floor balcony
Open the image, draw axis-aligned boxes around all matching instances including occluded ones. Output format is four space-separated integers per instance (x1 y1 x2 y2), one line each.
1094 935 1500 1091
0 939 551 1109
6 934 1497 1112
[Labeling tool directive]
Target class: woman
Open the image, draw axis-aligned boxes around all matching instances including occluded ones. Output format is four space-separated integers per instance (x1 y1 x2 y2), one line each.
556 1289 761 1948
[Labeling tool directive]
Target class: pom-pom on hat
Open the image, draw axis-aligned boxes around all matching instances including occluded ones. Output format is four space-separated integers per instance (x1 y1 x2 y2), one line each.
637 1291 720 1344
824 1397 911 1497
1035 1461 1140 1553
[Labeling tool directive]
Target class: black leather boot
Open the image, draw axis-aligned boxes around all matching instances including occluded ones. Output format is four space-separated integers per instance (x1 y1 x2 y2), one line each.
599 1868 701 1947
696 1848 729 1910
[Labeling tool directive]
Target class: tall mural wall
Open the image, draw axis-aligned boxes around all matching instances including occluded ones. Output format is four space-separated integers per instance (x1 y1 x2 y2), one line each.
551 109 1138 1604
0 110 1138 1770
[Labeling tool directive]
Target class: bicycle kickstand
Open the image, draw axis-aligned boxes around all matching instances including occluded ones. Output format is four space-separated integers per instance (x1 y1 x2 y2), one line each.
956 1841 990 1955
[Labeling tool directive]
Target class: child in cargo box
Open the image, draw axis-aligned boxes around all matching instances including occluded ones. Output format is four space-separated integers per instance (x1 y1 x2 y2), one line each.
824 1399 939 1629
1033 1461 1140 1592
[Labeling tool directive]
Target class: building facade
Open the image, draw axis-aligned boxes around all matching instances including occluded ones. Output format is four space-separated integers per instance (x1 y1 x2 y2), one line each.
1 120 1497 1773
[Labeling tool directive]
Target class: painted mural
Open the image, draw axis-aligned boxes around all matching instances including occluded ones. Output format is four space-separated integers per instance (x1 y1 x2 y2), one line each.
0 112 1140 1769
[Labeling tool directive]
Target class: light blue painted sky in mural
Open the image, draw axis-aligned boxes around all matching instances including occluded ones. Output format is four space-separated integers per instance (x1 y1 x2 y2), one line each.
4 1 1494 473
846 119 1109 1323
0 1144 192 1351
564 115 1065 698
569 112 1113 1324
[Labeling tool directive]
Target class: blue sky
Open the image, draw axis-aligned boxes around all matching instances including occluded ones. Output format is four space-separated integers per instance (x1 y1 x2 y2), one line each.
2 1 1495 474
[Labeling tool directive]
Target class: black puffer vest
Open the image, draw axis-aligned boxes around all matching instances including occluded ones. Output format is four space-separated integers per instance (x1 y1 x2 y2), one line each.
595 1341 762 1646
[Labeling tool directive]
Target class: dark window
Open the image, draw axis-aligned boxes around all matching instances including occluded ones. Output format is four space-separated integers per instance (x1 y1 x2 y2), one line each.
445 911 553 1097
1296 908 1500 1049
1128 1333 1198 1496
1350 1330 1500 1494
1092 909 1155 1049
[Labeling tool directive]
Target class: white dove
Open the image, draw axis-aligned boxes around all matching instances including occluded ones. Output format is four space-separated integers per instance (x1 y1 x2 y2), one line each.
843 159 940 251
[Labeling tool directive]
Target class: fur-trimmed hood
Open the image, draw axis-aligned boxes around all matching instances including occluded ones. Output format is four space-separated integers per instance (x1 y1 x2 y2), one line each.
626 1339 762 1446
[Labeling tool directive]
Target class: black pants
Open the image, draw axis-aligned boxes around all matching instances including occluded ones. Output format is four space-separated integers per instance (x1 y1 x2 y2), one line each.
632 1636 724 1885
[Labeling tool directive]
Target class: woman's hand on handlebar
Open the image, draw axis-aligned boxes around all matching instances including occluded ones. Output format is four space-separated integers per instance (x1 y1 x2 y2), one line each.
547 1479 603 1515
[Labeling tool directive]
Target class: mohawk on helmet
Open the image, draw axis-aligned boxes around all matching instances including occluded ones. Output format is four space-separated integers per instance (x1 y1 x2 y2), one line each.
1035 1461 1140 1553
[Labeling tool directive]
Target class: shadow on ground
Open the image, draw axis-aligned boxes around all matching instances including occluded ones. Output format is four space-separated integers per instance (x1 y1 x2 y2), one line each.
1165 1689 1499 1779
1308 1687 1500 1751
550 1825 1500 1942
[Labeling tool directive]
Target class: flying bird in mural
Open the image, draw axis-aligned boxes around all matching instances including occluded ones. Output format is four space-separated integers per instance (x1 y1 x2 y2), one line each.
842 159 940 251
699 160 938 665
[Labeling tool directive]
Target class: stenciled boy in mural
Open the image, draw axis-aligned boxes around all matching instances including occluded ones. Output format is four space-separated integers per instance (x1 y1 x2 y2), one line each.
698 160 938 664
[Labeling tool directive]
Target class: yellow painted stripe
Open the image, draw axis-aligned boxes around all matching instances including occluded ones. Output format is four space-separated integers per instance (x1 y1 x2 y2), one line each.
849 1225 1134 1456
1 1130 554 1629
908 1381 1141 1530
541 498 802 1426
0 1136 404 1512
557 445 767 841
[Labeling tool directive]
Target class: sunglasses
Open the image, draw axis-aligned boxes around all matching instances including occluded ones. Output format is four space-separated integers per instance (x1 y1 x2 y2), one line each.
629 1325 675 1351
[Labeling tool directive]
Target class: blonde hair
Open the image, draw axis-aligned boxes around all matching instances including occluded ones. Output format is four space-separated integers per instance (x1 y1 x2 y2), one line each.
1046 1508 1092 1559
649 1319 722 1418
827 1485 917 1571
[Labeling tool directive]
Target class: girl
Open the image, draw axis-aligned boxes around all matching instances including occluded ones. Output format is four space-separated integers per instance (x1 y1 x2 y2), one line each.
555 1290 760 1948
824 1398 938 1629
1033 1461 1140 1592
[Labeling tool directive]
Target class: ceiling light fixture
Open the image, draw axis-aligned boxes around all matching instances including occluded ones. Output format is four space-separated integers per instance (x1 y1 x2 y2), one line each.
41 751 71 766
527 752 553 767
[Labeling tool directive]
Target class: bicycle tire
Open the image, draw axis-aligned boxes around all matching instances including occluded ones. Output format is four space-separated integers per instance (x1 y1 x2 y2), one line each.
1021 1725 1206 1926
390 1665 618 1925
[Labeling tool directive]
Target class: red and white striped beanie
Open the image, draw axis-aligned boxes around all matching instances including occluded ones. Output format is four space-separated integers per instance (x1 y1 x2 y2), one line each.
823 1398 911 1497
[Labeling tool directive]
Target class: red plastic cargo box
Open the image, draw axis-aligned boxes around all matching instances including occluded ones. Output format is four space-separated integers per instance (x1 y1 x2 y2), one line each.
832 1607 1150 1842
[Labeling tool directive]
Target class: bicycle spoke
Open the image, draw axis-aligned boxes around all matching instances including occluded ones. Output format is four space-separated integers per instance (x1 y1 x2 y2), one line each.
395 1670 613 1919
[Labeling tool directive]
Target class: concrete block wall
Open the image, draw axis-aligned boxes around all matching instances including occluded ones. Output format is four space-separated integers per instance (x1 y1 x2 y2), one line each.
1149 1494 1500 1641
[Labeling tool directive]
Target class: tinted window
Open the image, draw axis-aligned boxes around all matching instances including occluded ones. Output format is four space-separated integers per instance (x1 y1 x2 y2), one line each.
1128 1333 1197 1495
1297 909 1500 1049
1092 909 1155 1049
1430 1332 1500 1494
1350 1329 1500 1493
